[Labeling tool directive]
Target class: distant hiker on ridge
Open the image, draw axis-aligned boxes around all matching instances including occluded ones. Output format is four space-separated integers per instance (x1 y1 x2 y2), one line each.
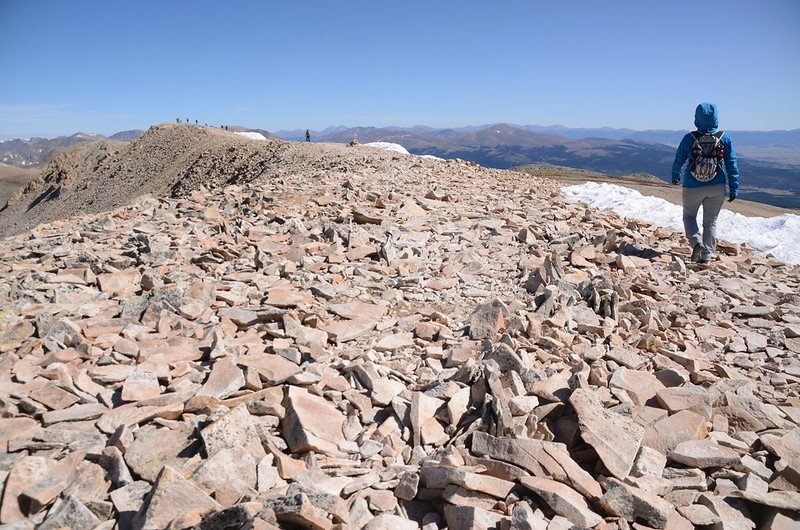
672 103 740 264
305 129 311 142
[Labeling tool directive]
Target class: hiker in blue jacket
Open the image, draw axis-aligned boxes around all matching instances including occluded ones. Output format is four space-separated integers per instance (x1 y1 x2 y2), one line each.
672 103 740 263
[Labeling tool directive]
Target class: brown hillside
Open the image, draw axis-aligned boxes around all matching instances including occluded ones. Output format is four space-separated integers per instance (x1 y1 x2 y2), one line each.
0 123 458 238
0 162 39 209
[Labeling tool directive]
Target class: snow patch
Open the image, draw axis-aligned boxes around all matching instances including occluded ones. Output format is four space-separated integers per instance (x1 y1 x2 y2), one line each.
363 142 410 155
420 154 445 161
562 181 800 265
235 132 268 141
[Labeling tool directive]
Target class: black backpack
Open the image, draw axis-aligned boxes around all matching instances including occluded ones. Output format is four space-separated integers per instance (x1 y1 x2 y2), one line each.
689 130 725 182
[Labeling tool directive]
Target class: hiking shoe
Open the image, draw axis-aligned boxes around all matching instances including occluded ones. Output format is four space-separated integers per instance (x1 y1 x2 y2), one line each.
697 254 710 264
691 243 704 263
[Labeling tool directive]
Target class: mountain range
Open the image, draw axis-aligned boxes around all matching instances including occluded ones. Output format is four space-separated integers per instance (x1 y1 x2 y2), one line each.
2 123 798 208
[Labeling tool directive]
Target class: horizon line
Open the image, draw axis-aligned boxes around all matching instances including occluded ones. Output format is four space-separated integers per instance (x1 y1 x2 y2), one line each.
3 121 800 141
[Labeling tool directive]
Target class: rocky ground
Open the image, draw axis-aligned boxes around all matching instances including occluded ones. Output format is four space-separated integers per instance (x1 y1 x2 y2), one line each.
0 127 799 529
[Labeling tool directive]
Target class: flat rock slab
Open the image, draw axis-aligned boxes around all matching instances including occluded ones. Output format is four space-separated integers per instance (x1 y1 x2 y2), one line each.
642 409 708 454
121 370 161 402
411 392 448 447
320 318 376 343
190 447 257 506
471 431 602 499
195 357 245 399
0 417 41 451
609 368 664 406
283 386 346 455
374 332 414 352
444 505 510 530
362 514 419 530
730 305 774 317
237 354 301 385
656 387 712 419
785 338 800 354
0 454 82 523
606 347 647 370
421 466 515 499
41 403 108 426
265 288 311 308
124 424 200 482
132 466 220 529
519 476 603 528
570 388 643 479
96 402 184 435
0 321 36 352
695 324 736 341
97 269 141 295
730 490 800 511
201 404 266 463
328 302 387 320
669 439 742 468
38 494 100 530
599 477 676 529
28 384 80 410
109 480 151 527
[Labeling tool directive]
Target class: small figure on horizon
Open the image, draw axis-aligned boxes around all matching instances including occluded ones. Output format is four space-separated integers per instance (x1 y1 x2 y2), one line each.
305 129 311 142
672 103 740 264
176 118 181 124
195 120 198 125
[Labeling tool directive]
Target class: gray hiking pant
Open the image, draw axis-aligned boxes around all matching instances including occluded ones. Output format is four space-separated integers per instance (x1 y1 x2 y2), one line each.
682 184 726 259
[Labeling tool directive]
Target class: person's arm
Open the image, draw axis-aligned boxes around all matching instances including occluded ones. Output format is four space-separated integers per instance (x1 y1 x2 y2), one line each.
723 133 740 201
671 134 693 184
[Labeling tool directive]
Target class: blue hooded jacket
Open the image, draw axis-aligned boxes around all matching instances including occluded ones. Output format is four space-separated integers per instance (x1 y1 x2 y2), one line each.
672 103 740 198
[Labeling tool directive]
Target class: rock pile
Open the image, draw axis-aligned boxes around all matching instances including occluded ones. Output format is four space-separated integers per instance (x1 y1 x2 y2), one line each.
0 141 799 529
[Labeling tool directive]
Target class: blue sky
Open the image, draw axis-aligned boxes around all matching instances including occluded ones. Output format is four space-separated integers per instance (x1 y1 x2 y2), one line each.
1 0 798 138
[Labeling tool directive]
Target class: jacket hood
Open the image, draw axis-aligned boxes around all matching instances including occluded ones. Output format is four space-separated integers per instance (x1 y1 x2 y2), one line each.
694 103 719 133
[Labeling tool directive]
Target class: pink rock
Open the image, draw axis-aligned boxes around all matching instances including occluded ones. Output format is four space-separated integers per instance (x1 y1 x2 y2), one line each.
97 269 141 295
266 288 311 307
319 318 376 343
121 370 161 402
642 409 708 455
237 354 301 385
329 302 387 320
374 332 414 352
201 404 266 462
519 476 603 528
28 384 80 410
283 386 346 455
132 466 220 529
195 357 245 399
570 388 643 479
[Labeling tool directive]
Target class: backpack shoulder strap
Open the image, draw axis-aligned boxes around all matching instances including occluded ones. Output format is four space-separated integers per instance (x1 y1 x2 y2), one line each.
690 131 702 139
